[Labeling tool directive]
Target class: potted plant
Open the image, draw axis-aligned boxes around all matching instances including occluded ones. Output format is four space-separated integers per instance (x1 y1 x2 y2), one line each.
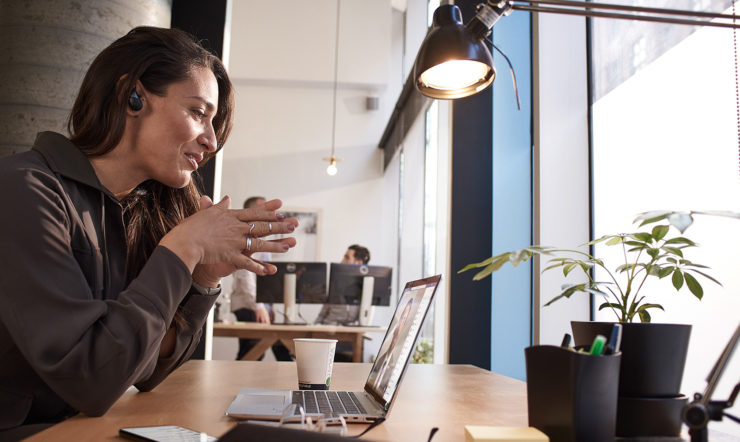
460 210 738 437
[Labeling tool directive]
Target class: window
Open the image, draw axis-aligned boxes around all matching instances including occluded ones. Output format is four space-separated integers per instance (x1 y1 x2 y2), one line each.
589 2 740 436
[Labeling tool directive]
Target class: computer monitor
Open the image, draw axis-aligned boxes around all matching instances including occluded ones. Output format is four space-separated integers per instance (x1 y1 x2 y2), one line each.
256 262 328 304
327 263 393 306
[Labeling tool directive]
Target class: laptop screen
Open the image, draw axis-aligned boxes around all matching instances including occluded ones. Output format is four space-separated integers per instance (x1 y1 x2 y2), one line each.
365 275 440 408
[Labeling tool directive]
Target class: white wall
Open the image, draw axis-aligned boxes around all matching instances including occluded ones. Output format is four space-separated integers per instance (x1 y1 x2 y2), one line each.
532 11 592 344
214 0 412 361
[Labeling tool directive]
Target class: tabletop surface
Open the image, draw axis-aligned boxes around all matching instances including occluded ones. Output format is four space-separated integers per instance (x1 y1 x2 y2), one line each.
212 322 385 333
27 360 528 442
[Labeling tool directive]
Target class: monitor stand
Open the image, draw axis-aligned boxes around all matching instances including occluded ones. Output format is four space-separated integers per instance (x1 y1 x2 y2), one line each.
280 273 305 325
358 276 375 326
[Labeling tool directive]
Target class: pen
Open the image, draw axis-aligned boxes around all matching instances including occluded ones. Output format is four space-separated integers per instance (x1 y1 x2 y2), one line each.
561 333 572 348
589 334 607 356
604 324 623 355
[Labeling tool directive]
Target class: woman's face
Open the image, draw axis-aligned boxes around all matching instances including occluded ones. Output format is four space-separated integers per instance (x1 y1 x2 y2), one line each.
132 66 219 189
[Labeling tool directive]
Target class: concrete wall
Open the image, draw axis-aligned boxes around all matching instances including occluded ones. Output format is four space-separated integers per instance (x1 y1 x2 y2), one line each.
0 0 171 157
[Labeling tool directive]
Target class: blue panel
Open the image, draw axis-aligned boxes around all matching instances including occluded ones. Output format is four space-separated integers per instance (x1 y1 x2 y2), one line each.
490 10 533 381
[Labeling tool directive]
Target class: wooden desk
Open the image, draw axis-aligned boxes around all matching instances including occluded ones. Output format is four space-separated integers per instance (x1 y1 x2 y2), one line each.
213 322 385 362
28 361 528 442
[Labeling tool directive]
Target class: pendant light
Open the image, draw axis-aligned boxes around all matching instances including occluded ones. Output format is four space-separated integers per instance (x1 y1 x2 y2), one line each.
323 0 342 176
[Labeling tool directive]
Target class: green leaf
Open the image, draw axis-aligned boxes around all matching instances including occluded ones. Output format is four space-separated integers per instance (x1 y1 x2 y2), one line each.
616 263 636 273
637 309 652 323
683 262 709 269
667 257 677 264
636 303 664 312
658 267 674 278
472 256 510 280
585 288 610 297
685 269 723 286
459 254 501 273
624 241 647 247
605 236 623 246
664 237 696 246
647 248 659 259
632 232 653 242
635 211 671 226
663 247 684 257
651 225 670 240
672 269 684 290
544 283 587 306
599 302 624 312
563 263 577 276
585 235 617 246
683 273 704 299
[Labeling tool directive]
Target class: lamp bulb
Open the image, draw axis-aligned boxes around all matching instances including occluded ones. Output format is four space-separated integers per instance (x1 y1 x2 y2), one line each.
419 59 491 91
326 161 338 176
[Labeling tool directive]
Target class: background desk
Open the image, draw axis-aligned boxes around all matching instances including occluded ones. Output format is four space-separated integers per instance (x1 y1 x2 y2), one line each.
28 361 528 442
213 323 385 362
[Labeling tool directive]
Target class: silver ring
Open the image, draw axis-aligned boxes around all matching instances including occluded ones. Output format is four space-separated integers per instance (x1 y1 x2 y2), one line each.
248 223 255 235
246 236 252 252
268 222 273 233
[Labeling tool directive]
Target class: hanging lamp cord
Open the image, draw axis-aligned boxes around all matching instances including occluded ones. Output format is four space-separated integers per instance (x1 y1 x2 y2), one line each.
733 0 739 181
330 0 341 160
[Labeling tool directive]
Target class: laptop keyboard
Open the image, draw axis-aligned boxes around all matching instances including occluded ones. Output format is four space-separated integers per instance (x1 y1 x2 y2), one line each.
291 390 367 416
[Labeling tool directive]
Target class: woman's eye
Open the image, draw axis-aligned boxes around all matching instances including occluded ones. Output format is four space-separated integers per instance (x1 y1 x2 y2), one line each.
192 109 206 118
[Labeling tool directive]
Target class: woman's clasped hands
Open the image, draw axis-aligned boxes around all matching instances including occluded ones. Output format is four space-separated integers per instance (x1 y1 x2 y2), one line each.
160 195 299 287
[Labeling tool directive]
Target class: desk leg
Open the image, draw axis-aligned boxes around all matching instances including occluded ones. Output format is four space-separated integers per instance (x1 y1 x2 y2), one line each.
279 338 296 357
241 338 278 361
352 335 364 362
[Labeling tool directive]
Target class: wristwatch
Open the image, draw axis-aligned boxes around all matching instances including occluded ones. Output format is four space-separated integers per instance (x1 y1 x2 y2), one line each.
191 280 221 296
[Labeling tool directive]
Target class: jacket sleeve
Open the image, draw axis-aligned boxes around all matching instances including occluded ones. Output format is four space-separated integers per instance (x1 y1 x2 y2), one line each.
0 166 211 416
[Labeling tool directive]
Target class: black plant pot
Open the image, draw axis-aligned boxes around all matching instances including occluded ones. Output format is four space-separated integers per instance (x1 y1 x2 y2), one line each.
571 321 691 398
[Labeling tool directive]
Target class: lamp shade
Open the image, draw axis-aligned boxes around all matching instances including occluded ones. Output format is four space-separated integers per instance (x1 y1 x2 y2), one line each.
414 5 495 99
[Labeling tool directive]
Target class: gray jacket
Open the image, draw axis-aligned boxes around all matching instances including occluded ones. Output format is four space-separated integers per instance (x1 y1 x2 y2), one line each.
0 132 217 431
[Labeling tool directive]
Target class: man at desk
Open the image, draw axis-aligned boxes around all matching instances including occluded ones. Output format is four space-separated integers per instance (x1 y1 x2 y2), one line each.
315 244 370 325
315 244 370 362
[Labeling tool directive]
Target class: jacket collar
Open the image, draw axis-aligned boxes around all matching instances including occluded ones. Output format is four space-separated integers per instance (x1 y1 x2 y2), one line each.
32 132 118 200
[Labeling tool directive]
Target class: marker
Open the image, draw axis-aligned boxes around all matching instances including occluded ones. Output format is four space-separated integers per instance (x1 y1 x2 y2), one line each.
589 334 607 356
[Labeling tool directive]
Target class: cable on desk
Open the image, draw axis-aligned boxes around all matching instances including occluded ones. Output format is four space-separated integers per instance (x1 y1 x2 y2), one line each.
427 426 439 441
348 417 385 438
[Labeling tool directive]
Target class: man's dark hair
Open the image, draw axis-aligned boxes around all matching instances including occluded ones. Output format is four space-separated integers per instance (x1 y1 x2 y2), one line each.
349 244 370 264
243 196 265 209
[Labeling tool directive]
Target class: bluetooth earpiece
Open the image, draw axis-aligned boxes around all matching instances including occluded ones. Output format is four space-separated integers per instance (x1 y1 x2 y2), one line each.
128 90 143 111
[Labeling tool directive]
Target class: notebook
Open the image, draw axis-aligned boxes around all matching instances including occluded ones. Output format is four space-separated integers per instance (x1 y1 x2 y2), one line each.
225 274 442 423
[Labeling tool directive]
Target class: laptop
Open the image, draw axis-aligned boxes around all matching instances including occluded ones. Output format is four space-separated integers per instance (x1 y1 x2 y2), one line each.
225 274 442 423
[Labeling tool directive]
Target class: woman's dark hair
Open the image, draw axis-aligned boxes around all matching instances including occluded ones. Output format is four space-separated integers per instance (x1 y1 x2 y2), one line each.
68 26 235 283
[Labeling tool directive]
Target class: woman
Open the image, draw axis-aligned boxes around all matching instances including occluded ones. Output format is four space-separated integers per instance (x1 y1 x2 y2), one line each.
0 27 297 438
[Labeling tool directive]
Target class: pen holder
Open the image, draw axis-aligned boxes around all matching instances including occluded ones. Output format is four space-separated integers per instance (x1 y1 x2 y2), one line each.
525 345 621 442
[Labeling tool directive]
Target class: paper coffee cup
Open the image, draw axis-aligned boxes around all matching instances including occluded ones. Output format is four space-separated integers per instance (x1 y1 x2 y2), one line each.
293 338 337 390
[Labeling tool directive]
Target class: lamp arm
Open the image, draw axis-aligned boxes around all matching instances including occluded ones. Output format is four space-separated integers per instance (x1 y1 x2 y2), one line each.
493 0 740 29
701 322 740 405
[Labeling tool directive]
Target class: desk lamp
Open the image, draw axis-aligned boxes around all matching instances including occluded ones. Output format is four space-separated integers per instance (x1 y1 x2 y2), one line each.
414 0 740 100
682 322 740 442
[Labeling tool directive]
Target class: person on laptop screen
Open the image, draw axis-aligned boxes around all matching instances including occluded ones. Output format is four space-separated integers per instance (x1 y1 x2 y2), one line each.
314 244 370 325
367 296 417 395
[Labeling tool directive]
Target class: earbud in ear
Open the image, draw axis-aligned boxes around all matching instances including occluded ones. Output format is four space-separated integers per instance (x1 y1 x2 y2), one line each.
128 90 143 111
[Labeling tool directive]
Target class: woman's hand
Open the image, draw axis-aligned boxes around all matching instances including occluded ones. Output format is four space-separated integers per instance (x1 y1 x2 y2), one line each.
160 195 298 279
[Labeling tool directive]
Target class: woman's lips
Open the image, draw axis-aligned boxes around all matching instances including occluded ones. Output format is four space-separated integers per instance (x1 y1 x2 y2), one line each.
186 153 199 170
